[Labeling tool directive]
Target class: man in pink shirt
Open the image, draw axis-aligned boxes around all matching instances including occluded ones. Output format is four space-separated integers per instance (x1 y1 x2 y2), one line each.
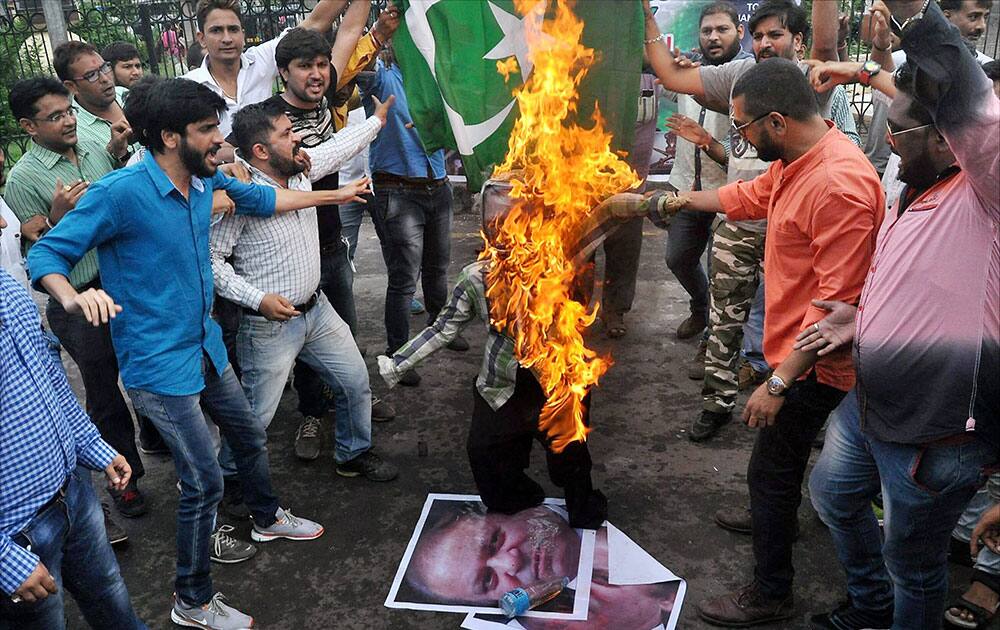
797 2 999 628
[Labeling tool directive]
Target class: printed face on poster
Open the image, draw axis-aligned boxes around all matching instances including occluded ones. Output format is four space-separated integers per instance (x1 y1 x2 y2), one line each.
385 494 597 620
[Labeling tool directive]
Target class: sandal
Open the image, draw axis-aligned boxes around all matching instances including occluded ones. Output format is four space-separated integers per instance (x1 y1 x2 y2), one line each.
604 312 626 338
944 593 999 629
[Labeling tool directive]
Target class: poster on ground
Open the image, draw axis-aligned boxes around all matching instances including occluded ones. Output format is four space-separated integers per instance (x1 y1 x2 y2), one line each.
385 494 597 620
460 523 686 630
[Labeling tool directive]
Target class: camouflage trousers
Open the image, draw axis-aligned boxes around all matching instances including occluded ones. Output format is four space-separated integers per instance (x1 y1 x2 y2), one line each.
702 221 766 413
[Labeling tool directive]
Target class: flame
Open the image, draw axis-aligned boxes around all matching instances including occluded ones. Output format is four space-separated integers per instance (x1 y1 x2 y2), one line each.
482 0 641 453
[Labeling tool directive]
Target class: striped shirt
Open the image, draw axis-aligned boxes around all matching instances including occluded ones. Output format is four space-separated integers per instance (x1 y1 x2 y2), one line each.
0 270 116 595
73 86 130 149
210 115 382 308
382 261 520 410
5 140 116 288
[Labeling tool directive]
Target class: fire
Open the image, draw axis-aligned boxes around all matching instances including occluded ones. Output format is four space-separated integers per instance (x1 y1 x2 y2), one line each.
482 0 641 452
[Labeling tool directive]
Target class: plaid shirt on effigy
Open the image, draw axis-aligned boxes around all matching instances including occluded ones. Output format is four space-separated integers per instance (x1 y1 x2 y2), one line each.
0 271 116 595
388 261 520 410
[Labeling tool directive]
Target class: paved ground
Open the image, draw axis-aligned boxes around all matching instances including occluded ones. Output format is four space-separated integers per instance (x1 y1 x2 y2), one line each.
57 211 972 629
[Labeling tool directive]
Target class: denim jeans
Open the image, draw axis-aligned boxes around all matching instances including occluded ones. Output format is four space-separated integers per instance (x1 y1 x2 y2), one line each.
228 295 371 466
665 209 715 318
127 364 280 605
810 391 996 629
748 373 846 599
369 179 453 353
952 479 1000 577
740 280 769 373
0 468 146 630
339 198 370 261
46 295 144 481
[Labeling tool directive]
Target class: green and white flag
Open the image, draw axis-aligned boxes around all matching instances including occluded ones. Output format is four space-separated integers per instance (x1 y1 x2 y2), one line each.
393 0 644 190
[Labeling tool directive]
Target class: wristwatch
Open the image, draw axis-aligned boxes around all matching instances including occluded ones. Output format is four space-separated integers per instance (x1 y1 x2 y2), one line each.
766 375 788 397
857 60 882 87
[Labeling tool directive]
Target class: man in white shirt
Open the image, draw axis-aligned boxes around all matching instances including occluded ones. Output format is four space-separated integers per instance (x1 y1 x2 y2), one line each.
183 0 354 145
0 148 27 288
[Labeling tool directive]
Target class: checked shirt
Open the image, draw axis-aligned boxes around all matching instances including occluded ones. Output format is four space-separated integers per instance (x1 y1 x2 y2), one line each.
0 270 116 595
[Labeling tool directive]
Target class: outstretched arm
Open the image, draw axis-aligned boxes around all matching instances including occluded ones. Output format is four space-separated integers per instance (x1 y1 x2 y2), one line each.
641 0 705 98
300 0 350 32
331 0 372 84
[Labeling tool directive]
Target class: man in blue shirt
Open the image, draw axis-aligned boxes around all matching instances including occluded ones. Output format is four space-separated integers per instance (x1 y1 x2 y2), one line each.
359 47 463 386
0 216 144 629
26 77 369 630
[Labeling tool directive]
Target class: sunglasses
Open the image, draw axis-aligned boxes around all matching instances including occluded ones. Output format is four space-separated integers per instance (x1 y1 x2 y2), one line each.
885 120 935 147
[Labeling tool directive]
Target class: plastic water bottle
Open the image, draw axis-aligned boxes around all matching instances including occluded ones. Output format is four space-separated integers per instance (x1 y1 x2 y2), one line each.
498 576 570 618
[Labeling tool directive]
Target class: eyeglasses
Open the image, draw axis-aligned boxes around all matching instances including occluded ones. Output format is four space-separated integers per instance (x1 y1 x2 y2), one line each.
885 120 935 147
72 61 113 84
733 111 775 137
31 105 77 124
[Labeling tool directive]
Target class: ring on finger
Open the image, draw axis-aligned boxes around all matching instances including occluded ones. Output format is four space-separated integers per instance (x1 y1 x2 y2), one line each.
812 322 820 333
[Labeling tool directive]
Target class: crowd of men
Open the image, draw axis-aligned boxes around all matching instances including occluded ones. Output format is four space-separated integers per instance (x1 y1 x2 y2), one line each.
0 0 997 629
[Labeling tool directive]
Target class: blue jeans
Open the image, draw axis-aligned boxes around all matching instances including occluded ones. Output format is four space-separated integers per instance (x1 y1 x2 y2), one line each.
339 199 370 261
0 468 146 630
369 179 453 353
226 295 372 466
952 479 1000 577
809 392 996 629
664 209 714 318
128 364 280 605
740 280 768 373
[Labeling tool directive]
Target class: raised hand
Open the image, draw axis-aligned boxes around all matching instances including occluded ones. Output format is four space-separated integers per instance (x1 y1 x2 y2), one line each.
372 94 396 126
50 177 89 224
107 119 132 158
666 113 713 149
802 59 863 93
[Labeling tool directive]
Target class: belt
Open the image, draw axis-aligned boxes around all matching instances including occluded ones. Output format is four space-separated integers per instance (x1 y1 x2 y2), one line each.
37 476 71 518
246 291 319 318
372 172 447 189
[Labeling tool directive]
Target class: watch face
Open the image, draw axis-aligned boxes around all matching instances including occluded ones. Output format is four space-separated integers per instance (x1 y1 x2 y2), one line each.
863 60 880 73
766 377 784 394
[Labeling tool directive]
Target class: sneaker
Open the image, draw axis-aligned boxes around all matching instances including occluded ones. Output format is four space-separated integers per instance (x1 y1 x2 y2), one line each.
336 450 399 482
294 416 323 461
677 312 708 339
109 480 147 518
688 340 707 380
251 507 324 542
690 410 731 442
446 334 470 352
102 503 128 545
410 297 425 315
809 600 892 629
738 361 769 391
399 369 421 387
697 581 794 627
171 592 255 629
372 397 396 422
210 525 257 564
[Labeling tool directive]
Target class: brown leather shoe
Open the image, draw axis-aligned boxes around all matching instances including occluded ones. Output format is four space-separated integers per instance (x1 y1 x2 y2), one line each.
697 582 794 627
677 312 708 339
714 506 752 534
738 360 770 391
688 340 708 380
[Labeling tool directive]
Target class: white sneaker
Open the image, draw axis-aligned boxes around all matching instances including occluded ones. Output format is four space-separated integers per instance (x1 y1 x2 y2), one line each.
171 592 254 629
250 507 324 542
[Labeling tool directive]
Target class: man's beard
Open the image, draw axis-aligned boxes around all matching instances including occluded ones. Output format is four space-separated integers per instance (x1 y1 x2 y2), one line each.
268 145 306 179
702 38 742 65
751 131 782 162
896 149 940 190
179 136 219 178
288 79 326 106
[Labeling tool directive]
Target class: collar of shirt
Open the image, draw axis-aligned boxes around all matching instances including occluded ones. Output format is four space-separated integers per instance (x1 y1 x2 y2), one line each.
142 149 206 197
237 154 307 191
772 120 837 182
26 139 90 170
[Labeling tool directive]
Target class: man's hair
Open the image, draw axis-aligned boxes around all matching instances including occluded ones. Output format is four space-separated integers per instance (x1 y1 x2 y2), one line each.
229 99 286 158
732 57 818 121
9 77 70 120
186 41 206 69
748 0 810 41
892 62 935 126
275 27 332 71
983 59 1000 81
196 0 242 31
102 41 140 66
700 1 740 28
53 41 100 82
129 78 226 152
122 75 161 147
939 0 992 12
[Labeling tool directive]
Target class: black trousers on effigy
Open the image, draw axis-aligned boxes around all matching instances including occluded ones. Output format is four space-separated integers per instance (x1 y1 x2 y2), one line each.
467 367 607 529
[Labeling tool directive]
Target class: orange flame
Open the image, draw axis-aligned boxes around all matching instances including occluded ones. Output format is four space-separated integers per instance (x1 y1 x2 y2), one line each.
482 0 640 453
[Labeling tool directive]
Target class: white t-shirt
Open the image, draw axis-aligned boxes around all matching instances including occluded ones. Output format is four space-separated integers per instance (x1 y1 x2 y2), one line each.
182 29 290 139
0 197 29 289
337 107 373 183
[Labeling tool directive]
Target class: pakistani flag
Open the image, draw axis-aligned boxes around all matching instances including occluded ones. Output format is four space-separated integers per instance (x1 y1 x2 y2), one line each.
393 0 645 190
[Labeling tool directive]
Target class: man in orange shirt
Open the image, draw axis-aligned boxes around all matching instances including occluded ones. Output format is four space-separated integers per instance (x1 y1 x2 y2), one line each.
654 57 884 626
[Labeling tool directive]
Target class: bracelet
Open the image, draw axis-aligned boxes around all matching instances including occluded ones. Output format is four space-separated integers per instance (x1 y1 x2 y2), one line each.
644 33 666 45
871 39 891 52
45 217 55 230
